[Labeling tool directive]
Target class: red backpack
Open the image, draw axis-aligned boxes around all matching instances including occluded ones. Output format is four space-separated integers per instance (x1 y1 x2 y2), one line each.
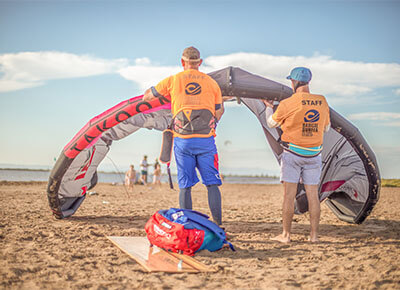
145 208 233 256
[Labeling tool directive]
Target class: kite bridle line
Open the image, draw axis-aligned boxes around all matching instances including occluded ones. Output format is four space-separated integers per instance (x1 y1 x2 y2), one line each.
106 155 130 198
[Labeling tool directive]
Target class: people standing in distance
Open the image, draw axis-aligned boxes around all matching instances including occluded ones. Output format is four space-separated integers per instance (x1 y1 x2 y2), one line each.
140 155 149 185
125 164 136 191
152 163 162 187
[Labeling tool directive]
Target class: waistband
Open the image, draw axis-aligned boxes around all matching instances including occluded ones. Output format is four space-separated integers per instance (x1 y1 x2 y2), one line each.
283 142 322 157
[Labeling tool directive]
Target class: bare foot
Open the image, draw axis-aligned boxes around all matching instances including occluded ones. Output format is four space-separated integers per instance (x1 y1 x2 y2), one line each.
308 236 319 243
271 234 290 243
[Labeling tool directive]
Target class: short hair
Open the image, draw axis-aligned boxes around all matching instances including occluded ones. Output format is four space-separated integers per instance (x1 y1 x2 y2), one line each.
182 46 201 63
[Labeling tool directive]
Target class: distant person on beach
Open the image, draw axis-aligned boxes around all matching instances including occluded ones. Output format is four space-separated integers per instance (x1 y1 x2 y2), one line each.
154 158 160 169
142 46 225 225
152 163 162 187
140 155 149 185
125 165 136 191
263 67 330 243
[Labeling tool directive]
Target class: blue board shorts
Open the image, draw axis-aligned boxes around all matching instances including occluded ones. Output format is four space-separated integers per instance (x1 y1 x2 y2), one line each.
280 151 322 185
174 136 222 188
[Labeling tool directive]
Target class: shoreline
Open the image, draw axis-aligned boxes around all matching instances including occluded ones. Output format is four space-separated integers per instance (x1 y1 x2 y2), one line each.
1 169 398 186
0 167 279 178
1 179 399 188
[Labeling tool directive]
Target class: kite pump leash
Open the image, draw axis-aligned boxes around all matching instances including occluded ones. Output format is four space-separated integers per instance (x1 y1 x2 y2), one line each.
106 155 130 198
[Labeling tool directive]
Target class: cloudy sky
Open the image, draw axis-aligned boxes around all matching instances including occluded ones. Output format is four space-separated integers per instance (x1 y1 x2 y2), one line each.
0 0 399 178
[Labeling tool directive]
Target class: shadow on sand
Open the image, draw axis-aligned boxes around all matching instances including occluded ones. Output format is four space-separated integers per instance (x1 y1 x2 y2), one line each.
68 215 150 230
66 215 399 261
223 218 400 240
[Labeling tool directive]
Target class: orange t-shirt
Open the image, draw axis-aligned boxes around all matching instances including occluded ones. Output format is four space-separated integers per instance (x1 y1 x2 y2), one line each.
153 69 222 117
272 92 330 147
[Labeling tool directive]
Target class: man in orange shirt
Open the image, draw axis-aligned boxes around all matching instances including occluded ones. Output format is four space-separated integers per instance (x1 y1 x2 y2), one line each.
264 67 330 243
143 47 224 225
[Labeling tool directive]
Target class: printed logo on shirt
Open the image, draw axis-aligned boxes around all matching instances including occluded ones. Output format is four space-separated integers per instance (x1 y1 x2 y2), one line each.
185 82 202 95
304 109 320 123
302 123 319 136
303 110 320 136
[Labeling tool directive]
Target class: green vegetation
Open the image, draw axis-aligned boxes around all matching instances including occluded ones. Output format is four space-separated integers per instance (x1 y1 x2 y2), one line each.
381 179 400 187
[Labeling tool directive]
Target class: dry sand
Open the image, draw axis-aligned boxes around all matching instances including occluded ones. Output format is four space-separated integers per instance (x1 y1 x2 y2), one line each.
0 181 399 289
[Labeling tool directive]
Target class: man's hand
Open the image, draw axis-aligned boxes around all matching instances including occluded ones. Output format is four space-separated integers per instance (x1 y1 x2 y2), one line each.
222 96 235 102
262 99 274 108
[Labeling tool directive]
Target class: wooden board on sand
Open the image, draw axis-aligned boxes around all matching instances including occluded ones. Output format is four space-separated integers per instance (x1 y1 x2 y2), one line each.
107 236 215 273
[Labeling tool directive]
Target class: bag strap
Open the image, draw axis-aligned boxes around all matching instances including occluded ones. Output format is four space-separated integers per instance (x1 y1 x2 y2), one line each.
176 208 235 251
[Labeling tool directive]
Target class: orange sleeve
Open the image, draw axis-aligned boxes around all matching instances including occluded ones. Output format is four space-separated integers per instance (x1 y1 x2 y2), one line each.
153 75 172 98
271 101 287 125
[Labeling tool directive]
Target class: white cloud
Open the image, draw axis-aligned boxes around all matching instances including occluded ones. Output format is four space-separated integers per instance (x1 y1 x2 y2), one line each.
348 112 400 121
134 57 151 66
348 112 400 127
394 88 400 96
118 52 400 105
204 52 400 101
117 58 220 91
118 64 181 91
0 51 128 92
1 51 400 104
386 121 400 127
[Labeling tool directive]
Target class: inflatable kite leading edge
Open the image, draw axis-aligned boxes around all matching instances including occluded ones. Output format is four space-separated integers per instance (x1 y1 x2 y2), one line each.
47 66 380 224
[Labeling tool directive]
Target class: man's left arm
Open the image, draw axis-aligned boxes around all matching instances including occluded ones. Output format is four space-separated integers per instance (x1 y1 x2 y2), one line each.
214 84 224 121
324 106 331 133
215 102 224 121
323 99 331 133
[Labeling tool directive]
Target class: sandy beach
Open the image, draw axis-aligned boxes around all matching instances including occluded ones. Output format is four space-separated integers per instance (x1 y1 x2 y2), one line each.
0 181 399 289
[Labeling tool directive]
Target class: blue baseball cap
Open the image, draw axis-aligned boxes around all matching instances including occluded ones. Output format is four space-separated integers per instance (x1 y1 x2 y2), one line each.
286 67 312 82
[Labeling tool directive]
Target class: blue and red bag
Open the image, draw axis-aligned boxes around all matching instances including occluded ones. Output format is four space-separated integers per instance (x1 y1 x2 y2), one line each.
145 208 234 256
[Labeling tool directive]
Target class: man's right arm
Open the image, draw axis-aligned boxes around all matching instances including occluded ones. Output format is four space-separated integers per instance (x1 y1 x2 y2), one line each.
143 87 163 102
143 88 156 102
266 108 279 128
262 100 280 128
143 76 171 102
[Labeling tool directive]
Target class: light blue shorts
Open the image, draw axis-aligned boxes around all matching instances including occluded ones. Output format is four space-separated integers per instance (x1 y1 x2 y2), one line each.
280 151 322 185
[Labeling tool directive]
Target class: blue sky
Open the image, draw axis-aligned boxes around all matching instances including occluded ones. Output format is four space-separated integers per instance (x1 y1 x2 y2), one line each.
0 0 399 178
